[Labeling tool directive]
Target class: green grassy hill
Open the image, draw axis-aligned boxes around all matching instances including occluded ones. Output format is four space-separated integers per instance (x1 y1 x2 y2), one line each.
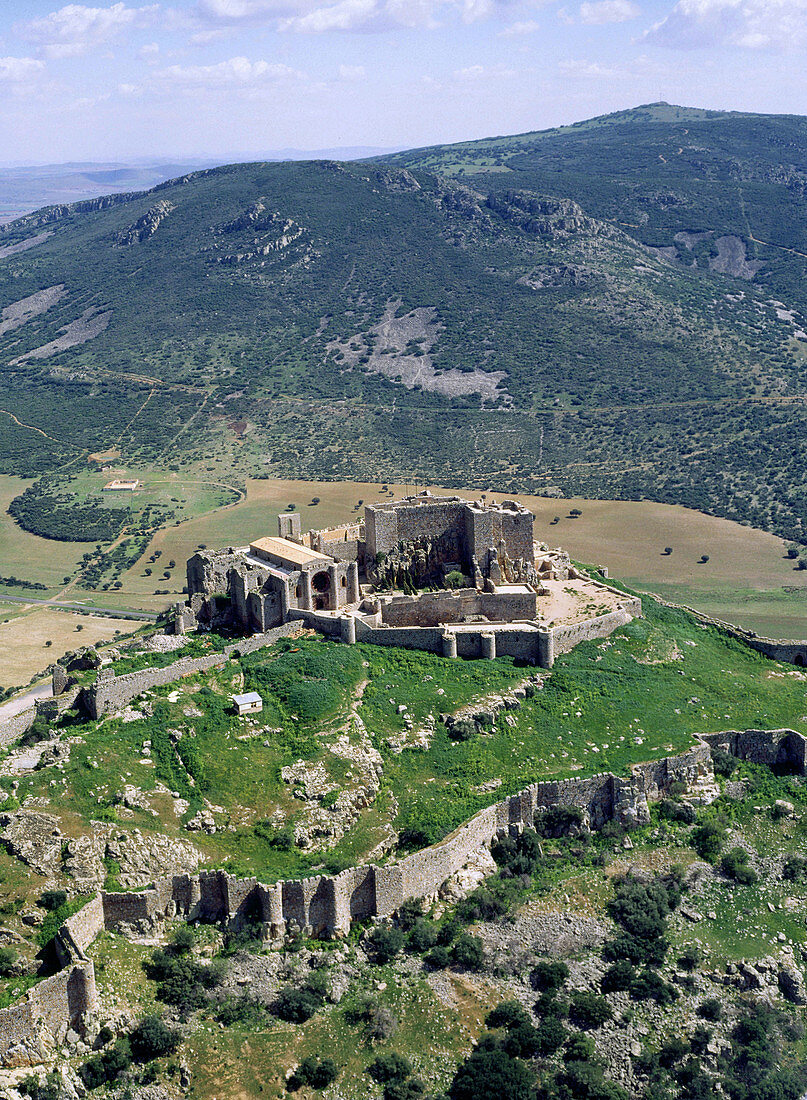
3 107 807 543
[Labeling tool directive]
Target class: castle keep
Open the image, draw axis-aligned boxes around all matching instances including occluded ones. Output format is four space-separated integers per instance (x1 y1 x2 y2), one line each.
179 491 640 667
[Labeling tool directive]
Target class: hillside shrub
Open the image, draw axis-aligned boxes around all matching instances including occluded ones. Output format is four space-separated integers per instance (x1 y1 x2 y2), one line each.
448 1047 533 1100
691 819 726 863
274 987 323 1023
288 1057 338 1091
129 1016 180 1061
720 847 758 884
370 925 405 963
569 992 613 1029
450 934 484 970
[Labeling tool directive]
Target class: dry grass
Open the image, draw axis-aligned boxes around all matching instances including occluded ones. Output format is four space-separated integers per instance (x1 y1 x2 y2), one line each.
0 606 138 686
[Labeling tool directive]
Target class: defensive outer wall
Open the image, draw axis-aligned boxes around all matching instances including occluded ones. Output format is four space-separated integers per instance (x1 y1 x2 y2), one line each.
1 728 806 1066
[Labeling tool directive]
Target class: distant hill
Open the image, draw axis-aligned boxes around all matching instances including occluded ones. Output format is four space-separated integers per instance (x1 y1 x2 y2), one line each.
1 107 807 542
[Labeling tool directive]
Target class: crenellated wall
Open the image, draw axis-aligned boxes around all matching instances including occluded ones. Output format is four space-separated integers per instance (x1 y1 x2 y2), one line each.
0 730 790 1066
95 739 719 942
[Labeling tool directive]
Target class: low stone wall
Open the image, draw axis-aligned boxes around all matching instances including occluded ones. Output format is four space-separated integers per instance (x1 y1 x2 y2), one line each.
0 963 97 1069
549 604 641 662
380 588 538 628
700 729 807 773
0 688 82 750
647 594 807 668
54 896 105 967
85 622 301 718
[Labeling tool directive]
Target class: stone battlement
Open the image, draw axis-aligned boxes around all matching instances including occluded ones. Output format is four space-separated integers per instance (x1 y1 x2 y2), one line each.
0 727 802 1067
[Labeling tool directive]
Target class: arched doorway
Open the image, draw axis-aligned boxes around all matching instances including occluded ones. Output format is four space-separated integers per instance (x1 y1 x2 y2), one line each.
312 570 331 610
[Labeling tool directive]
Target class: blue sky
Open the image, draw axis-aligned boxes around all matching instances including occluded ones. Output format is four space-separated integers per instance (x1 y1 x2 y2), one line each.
1 0 806 163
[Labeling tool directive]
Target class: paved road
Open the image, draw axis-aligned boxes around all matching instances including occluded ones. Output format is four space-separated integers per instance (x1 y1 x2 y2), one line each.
0 683 53 722
0 594 157 620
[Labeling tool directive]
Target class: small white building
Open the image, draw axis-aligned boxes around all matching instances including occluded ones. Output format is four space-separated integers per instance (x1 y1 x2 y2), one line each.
233 691 263 716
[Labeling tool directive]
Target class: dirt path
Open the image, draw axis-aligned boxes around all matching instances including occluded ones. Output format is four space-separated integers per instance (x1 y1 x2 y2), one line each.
0 408 84 452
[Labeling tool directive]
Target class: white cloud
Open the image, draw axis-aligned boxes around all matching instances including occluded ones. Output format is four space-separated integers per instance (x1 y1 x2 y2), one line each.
20 3 159 59
154 55 304 85
0 56 46 82
202 0 500 31
644 0 807 49
453 62 517 78
499 18 541 33
338 62 366 78
579 0 638 21
279 0 380 31
558 57 623 75
197 0 297 18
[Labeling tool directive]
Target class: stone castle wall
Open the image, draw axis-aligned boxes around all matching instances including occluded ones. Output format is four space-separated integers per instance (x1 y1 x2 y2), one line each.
0 730 793 1066
0 688 82 751
380 588 538 628
700 729 807 772
85 622 301 719
550 602 642 659
96 740 721 942
0 963 97 1069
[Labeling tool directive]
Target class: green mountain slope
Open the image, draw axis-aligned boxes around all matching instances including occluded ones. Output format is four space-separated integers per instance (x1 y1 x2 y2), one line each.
379 101 807 308
0 127 806 540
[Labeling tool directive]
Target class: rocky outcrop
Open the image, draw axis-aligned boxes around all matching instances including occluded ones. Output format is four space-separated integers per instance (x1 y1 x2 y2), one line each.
0 811 64 877
114 201 174 246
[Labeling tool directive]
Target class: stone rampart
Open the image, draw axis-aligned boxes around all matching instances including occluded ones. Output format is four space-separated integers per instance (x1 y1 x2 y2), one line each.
380 588 538 628
0 687 82 750
647 594 807 668
550 605 639 660
0 963 97 1069
85 622 300 718
54 896 105 966
700 729 807 773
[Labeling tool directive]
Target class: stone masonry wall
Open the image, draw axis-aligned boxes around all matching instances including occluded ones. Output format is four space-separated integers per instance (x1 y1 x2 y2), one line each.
550 604 641 659
85 622 300 718
700 729 807 773
380 588 538 628
0 729 783 1065
0 963 97 1069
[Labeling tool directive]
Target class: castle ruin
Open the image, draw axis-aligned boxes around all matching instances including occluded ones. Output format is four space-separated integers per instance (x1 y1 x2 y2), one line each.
178 492 640 666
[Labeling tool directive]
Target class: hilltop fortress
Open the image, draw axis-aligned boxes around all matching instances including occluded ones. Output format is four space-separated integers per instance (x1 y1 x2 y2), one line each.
179 492 640 667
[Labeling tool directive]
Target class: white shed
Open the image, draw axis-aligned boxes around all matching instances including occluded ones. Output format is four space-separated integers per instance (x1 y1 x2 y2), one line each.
233 691 263 716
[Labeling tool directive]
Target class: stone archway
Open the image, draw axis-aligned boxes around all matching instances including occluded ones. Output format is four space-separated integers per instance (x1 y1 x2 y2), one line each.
312 570 330 611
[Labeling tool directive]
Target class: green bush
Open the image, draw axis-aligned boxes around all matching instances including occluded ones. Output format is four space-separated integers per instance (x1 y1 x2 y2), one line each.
711 748 737 777
691 820 726 863
424 945 451 970
129 1016 180 1061
569 992 613 1029
697 998 722 1021
369 1053 412 1084
534 806 585 838
451 934 484 971
720 846 758 884
530 960 569 992
0 947 17 977
370 925 406 963
38 890 67 912
600 960 635 993
274 987 323 1023
448 1048 533 1100
288 1056 338 1091
408 919 438 953
629 970 678 1005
